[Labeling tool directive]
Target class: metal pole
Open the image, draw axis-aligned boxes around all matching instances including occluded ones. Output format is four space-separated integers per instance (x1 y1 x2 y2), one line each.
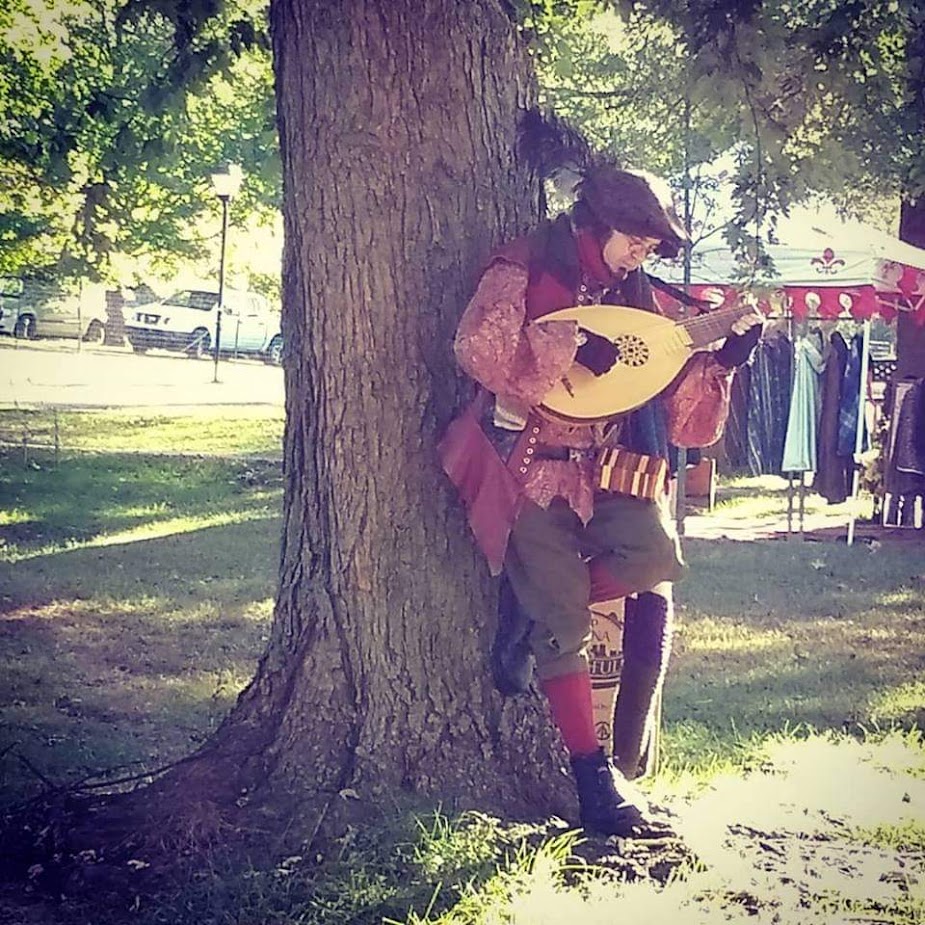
676 92 692 534
213 194 229 384
77 279 83 353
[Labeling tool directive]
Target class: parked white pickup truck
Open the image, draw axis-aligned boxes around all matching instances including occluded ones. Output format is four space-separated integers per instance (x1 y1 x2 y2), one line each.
124 287 283 364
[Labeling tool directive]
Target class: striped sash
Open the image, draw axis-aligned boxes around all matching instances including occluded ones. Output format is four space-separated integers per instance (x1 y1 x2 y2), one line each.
595 447 669 501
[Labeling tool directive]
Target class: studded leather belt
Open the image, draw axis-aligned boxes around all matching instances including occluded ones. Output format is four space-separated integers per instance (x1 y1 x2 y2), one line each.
532 445 576 461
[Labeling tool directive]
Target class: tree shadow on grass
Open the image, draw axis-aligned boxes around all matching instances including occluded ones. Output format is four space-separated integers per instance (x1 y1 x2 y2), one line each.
0 518 280 805
682 536 925 622
0 516 280 615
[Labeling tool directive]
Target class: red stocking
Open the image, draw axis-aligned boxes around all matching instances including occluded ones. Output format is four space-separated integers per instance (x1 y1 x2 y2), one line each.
540 670 599 757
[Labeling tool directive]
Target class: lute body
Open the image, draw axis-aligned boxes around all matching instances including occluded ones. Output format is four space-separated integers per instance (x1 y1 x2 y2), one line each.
536 302 754 424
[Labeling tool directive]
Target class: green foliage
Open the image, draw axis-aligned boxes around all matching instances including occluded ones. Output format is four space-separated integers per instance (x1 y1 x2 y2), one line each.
4 0 921 287
0 0 279 282
531 0 925 258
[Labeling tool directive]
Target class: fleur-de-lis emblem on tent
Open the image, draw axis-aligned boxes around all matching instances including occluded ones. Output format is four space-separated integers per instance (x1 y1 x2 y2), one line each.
810 247 846 274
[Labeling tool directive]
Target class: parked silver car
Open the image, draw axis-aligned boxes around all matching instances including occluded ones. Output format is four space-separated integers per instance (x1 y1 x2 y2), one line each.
0 277 108 343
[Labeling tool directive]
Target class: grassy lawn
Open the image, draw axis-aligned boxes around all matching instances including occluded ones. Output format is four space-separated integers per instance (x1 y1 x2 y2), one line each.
0 407 285 459
0 411 283 806
0 413 922 924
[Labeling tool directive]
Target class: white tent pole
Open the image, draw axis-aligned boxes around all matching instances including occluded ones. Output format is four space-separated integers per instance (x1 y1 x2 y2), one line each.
846 318 872 546
675 93 692 535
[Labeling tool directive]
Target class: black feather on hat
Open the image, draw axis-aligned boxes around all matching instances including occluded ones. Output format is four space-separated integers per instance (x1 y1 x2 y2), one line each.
517 109 688 259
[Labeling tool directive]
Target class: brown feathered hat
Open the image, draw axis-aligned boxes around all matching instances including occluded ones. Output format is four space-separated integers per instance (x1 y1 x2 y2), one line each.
576 165 688 259
518 109 688 260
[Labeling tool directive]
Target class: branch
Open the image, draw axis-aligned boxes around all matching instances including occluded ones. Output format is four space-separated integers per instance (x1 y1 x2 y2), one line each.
543 85 634 101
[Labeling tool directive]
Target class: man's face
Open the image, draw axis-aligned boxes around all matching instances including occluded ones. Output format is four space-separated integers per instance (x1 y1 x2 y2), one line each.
602 230 662 275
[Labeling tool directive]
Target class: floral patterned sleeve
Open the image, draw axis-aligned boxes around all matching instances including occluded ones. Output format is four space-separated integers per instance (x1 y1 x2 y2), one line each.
454 259 578 407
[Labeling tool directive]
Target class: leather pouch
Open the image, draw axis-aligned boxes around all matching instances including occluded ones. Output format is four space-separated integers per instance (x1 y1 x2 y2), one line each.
595 447 669 501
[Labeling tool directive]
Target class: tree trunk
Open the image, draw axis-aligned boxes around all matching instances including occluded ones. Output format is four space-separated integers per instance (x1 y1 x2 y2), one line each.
145 0 576 841
897 197 925 379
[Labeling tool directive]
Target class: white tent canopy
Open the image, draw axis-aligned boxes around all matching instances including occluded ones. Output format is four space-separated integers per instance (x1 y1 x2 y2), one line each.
653 210 925 323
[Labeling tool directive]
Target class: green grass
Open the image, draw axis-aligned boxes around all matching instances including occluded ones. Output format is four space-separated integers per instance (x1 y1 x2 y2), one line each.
0 407 285 459
1 449 281 564
0 435 282 806
661 535 925 775
0 427 923 925
705 471 869 524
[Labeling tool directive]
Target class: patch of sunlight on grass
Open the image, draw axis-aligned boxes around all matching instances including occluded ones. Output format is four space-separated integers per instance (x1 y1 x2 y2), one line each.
655 721 775 797
663 730 925 915
659 726 925 799
713 473 869 522
7 506 275 563
878 588 922 607
721 474 788 491
109 502 172 518
852 820 925 852
0 409 285 458
0 508 31 525
859 728 925 778
724 731 925 830
3 595 164 621
682 618 790 653
12 596 275 626
130 669 256 704
161 597 275 624
867 674 925 726
506 869 760 925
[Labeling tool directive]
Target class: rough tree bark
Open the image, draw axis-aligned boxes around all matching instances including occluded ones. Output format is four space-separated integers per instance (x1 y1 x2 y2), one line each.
134 0 577 846
897 198 925 379
0 3 580 884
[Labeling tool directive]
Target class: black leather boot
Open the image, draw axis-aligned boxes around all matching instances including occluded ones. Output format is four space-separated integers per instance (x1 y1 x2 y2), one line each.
612 591 673 779
490 575 534 695
570 748 675 839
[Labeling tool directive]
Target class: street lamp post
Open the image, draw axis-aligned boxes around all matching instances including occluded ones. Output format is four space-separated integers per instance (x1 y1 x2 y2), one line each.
209 163 243 383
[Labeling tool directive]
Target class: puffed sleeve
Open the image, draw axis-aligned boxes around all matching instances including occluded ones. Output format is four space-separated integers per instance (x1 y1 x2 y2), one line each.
663 352 735 448
454 259 579 407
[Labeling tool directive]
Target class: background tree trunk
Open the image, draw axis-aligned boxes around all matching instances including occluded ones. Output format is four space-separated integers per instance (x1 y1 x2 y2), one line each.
897 197 925 379
161 0 577 838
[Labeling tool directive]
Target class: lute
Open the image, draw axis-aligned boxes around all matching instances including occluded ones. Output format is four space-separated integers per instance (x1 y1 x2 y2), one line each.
536 302 756 424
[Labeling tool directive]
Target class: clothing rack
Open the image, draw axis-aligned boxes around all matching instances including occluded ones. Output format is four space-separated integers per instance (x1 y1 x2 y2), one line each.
762 312 873 543
881 377 925 529
847 318 872 545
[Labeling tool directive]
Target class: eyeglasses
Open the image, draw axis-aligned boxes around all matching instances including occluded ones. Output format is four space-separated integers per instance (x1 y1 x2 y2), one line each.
625 235 662 258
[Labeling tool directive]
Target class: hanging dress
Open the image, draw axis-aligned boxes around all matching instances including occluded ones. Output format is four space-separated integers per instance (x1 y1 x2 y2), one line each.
746 336 793 475
813 332 851 503
781 333 826 473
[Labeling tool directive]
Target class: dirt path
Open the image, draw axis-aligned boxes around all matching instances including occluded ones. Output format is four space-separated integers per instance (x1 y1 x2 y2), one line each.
0 340 283 411
564 734 925 922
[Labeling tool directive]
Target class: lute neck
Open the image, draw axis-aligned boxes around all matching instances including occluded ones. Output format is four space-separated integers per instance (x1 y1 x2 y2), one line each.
679 303 755 350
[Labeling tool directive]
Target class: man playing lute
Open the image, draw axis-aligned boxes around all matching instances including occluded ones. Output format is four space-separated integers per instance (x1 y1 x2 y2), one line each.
440 116 762 838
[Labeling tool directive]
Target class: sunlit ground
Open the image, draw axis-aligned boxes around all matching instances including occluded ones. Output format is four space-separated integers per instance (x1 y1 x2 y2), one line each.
0 338 284 412
488 734 924 925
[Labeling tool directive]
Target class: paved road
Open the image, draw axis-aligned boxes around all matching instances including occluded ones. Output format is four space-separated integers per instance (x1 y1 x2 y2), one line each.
0 338 284 411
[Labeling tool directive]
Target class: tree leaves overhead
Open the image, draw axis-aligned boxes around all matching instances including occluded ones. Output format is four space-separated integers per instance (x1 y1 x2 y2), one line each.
0 0 277 281
4 0 925 283
531 0 925 263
